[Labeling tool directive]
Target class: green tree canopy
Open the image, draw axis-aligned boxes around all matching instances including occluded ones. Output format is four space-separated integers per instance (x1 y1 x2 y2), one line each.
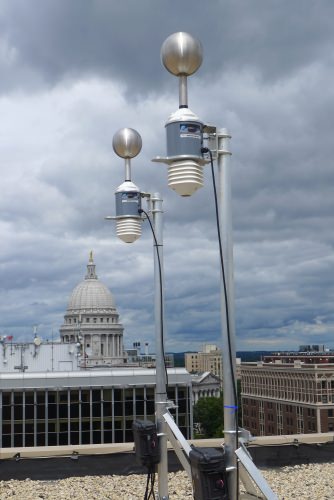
193 396 224 438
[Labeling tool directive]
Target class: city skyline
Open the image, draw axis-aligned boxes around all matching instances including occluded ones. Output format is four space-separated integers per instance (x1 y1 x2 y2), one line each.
0 1 334 352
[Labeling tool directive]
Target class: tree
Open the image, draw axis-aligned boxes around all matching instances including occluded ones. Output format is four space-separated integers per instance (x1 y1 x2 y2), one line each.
193 382 242 438
193 396 224 438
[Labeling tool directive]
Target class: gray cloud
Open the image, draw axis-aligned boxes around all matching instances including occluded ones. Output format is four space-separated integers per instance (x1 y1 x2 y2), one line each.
1 1 334 95
0 1 333 352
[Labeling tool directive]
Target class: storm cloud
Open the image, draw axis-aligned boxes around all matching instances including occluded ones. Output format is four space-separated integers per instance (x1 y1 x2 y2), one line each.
0 1 334 352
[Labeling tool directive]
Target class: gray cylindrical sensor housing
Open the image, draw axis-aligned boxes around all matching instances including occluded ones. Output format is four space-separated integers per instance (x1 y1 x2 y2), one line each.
114 181 142 243
165 107 203 159
115 190 141 217
166 120 203 158
162 107 204 197
115 180 142 218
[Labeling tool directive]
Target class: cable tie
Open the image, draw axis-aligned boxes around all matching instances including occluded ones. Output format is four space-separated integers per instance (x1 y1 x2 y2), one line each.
224 405 238 414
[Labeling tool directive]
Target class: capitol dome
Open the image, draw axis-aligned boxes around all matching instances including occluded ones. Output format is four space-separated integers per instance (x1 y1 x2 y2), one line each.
67 264 115 313
68 281 115 312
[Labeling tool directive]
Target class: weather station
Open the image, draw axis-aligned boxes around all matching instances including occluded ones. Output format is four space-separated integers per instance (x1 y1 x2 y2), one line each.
152 32 278 499
107 34 278 500
106 127 171 499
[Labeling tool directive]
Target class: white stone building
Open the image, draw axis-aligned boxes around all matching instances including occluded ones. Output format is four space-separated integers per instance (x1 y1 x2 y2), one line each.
60 253 126 367
191 371 221 404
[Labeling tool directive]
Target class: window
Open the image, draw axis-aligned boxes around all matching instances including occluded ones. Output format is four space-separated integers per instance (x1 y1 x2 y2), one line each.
86 318 90 323
100 318 103 323
93 318 97 323
328 409 334 417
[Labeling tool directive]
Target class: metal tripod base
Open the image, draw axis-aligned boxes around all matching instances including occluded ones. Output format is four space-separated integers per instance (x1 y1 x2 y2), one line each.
163 411 278 499
236 443 278 500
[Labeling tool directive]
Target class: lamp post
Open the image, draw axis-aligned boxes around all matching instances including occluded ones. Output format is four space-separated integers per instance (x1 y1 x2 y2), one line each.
107 128 169 500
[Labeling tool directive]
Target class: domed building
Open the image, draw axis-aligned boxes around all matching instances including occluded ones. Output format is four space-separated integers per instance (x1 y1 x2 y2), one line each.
60 252 125 367
0 252 193 450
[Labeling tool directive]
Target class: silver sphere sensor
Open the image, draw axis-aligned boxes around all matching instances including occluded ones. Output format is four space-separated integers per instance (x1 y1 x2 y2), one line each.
161 32 203 77
112 128 142 159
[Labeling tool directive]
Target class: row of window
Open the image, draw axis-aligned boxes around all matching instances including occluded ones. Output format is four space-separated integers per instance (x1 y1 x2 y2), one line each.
243 386 331 403
244 400 322 417
244 407 334 435
0 386 191 448
243 419 316 435
66 316 117 324
243 374 334 390
2 388 165 405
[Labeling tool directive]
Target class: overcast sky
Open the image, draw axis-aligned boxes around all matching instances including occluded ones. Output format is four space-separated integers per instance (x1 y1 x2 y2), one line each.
1 0 334 352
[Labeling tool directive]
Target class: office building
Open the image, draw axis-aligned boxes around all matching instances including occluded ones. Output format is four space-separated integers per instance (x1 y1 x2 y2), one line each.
185 344 223 383
185 344 242 384
0 368 192 448
241 361 334 436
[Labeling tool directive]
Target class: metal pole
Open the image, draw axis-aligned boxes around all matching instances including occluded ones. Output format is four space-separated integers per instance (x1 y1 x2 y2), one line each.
124 158 131 181
151 192 169 499
217 128 238 498
179 75 188 108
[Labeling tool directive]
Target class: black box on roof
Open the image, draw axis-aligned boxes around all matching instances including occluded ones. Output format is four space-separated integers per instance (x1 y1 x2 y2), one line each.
132 419 160 468
189 446 228 500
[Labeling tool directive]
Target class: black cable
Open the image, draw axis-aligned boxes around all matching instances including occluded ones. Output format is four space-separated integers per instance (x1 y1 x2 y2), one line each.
202 146 239 496
144 465 156 500
148 467 156 499
204 147 239 430
139 208 169 390
144 468 151 500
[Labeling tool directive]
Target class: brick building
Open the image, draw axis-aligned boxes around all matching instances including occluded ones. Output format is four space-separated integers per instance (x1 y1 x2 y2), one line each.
241 362 334 436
